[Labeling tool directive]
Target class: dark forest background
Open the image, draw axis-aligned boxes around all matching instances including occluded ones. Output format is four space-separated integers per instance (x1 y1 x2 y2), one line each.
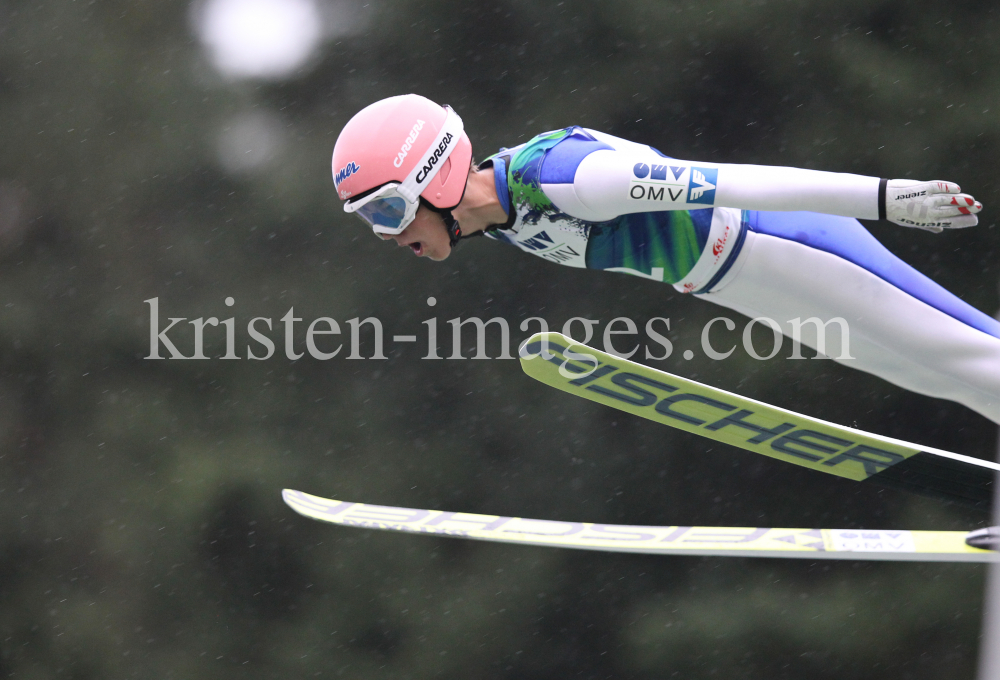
1 0 999 678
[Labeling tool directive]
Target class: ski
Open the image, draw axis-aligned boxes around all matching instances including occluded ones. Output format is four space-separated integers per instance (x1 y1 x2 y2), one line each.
282 489 998 562
519 332 999 509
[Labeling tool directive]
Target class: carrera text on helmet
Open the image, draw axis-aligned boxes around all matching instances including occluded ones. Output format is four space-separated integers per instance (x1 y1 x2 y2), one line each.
415 132 455 183
394 120 425 168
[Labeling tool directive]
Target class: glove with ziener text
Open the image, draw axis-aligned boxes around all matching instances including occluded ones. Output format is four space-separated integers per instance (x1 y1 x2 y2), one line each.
882 179 981 233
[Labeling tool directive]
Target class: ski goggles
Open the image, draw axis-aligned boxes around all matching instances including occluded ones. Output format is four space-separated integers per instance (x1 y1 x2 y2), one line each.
343 107 464 236
343 182 418 235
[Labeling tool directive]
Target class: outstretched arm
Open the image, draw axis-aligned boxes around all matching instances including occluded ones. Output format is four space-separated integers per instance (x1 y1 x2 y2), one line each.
713 169 980 233
547 133 981 233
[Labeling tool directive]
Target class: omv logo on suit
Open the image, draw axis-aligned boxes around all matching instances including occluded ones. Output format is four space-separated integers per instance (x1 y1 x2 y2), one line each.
687 167 718 204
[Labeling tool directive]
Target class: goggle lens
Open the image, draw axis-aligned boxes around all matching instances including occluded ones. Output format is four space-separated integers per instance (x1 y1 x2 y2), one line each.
354 195 409 231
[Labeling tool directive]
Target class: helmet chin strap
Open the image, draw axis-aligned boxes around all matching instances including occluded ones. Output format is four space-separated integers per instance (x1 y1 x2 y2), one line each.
419 198 483 250
443 211 463 248
421 161 489 250
444 211 487 249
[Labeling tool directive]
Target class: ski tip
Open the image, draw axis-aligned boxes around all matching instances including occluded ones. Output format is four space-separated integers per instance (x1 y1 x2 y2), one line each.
965 526 1000 551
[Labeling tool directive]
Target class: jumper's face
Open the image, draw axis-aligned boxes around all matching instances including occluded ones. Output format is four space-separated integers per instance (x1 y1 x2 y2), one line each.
378 205 452 261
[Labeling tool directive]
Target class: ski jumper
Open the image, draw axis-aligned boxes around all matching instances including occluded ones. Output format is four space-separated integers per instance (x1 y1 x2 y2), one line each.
481 127 1000 424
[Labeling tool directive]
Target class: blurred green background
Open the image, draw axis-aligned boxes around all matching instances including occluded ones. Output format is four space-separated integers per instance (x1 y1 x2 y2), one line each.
1 0 998 677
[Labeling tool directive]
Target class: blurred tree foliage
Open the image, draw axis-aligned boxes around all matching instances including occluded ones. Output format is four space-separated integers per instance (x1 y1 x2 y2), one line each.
0 0 998 678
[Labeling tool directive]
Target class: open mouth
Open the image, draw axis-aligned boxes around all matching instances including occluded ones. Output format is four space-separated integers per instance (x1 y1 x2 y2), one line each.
409 242 424 256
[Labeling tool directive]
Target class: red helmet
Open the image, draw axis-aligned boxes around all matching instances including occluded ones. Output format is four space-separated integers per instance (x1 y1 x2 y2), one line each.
332 94 473 235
